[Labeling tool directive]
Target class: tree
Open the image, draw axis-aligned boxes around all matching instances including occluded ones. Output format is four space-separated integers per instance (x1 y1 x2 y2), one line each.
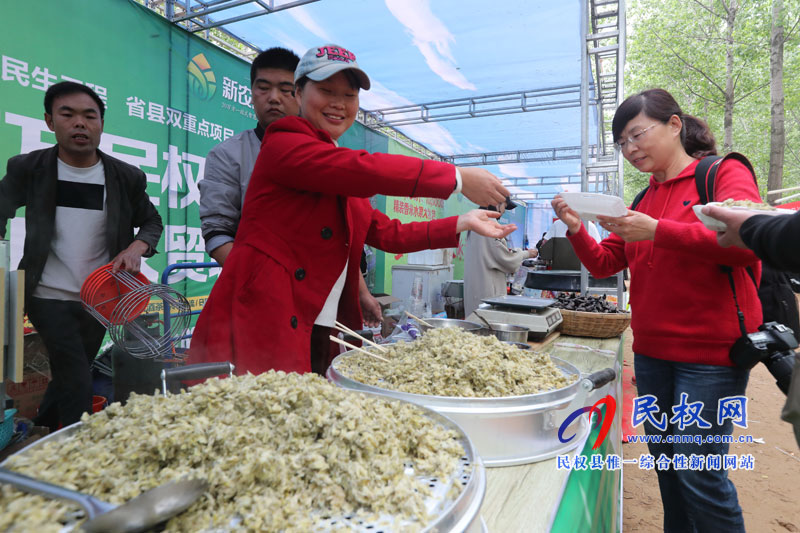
623 0 800 202
768 0 785 203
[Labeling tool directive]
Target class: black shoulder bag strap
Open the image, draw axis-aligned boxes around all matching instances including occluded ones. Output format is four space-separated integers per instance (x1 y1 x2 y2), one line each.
694 155 723 204
697 152 759 280
695 152 757 205
630 186 649 211
705 153 760 332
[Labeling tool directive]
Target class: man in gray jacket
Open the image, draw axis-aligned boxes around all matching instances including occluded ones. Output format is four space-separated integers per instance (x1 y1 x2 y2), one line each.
200 48 300 266
0 82 163 429
464 200 536 317
199 47 383 325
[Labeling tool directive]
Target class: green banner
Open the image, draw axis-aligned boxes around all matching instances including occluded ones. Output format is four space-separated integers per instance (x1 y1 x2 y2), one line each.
551 403 622 533
551 340 624 533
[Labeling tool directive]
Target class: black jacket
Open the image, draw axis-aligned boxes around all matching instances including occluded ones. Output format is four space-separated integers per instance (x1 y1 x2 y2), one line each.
0 145 163 304
740 211 800 272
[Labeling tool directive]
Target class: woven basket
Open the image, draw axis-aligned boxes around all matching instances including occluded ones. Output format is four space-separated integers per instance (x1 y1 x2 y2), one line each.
558 309 631 338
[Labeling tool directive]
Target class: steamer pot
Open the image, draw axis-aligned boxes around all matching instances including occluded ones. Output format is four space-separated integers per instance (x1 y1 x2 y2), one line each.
3 386 487 532
328 353 616 467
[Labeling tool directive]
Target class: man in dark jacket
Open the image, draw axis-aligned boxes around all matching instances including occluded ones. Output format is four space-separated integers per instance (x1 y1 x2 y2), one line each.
706 207 800 338
0 82 163 430
703 204 800 447
703 206 800 270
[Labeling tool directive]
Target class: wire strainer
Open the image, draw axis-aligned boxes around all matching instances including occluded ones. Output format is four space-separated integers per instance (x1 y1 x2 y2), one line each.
82 266 192 359
107 283 191 359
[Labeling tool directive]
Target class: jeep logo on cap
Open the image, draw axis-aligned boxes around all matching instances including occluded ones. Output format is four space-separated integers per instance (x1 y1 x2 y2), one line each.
316 46 356 63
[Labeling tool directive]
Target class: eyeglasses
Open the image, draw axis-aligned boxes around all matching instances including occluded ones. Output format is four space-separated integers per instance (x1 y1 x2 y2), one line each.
615 123 659 150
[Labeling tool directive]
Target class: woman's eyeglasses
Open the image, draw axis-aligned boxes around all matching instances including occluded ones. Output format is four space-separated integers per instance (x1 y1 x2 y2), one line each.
615 123 659 150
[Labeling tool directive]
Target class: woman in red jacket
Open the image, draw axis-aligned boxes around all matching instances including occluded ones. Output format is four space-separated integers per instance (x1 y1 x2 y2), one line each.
189 44 515 376
552 89 760 533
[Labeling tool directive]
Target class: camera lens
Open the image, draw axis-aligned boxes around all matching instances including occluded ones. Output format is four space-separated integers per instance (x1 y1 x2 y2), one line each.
762 350 797 395
729 337 767 369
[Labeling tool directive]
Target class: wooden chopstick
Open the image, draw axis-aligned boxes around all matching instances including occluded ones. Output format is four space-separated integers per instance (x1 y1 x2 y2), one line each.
405 311 434 328
329 335 390 363
334 321 388 352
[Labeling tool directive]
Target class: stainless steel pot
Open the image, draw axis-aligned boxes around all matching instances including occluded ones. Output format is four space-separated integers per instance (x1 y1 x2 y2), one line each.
416 318 487 334
328 353 616 467
485 323 529 343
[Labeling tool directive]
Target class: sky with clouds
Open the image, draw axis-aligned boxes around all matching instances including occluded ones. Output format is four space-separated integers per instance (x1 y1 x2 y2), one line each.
222 0 596 200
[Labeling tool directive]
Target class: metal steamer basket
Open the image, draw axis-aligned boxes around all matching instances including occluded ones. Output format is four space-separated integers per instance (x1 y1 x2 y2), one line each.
328 354 616 467
1 379 487 533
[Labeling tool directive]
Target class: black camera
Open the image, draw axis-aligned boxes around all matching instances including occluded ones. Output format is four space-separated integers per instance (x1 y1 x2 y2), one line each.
729 321 798 394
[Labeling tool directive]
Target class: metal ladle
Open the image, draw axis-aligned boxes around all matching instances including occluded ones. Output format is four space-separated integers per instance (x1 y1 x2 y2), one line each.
473 311 496 333
0 467 207 533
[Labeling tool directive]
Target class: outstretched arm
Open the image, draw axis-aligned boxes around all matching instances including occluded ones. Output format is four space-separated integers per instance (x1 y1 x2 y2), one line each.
455 209 516 239
552 195 628 278
264 129 509 206
703 206 800 272
365 209 515 254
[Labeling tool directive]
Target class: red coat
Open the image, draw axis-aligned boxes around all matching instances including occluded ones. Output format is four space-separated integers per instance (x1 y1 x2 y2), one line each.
567 158 762 367
188 116 459 374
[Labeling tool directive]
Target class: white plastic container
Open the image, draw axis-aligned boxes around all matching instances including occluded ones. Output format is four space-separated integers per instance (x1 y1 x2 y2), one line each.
392 264 454 315
693 202 794 232
407 249 445 265
559 192 627 221
692 204 727 231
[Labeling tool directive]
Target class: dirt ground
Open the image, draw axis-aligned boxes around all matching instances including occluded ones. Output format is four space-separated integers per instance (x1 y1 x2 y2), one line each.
621 326 800 532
